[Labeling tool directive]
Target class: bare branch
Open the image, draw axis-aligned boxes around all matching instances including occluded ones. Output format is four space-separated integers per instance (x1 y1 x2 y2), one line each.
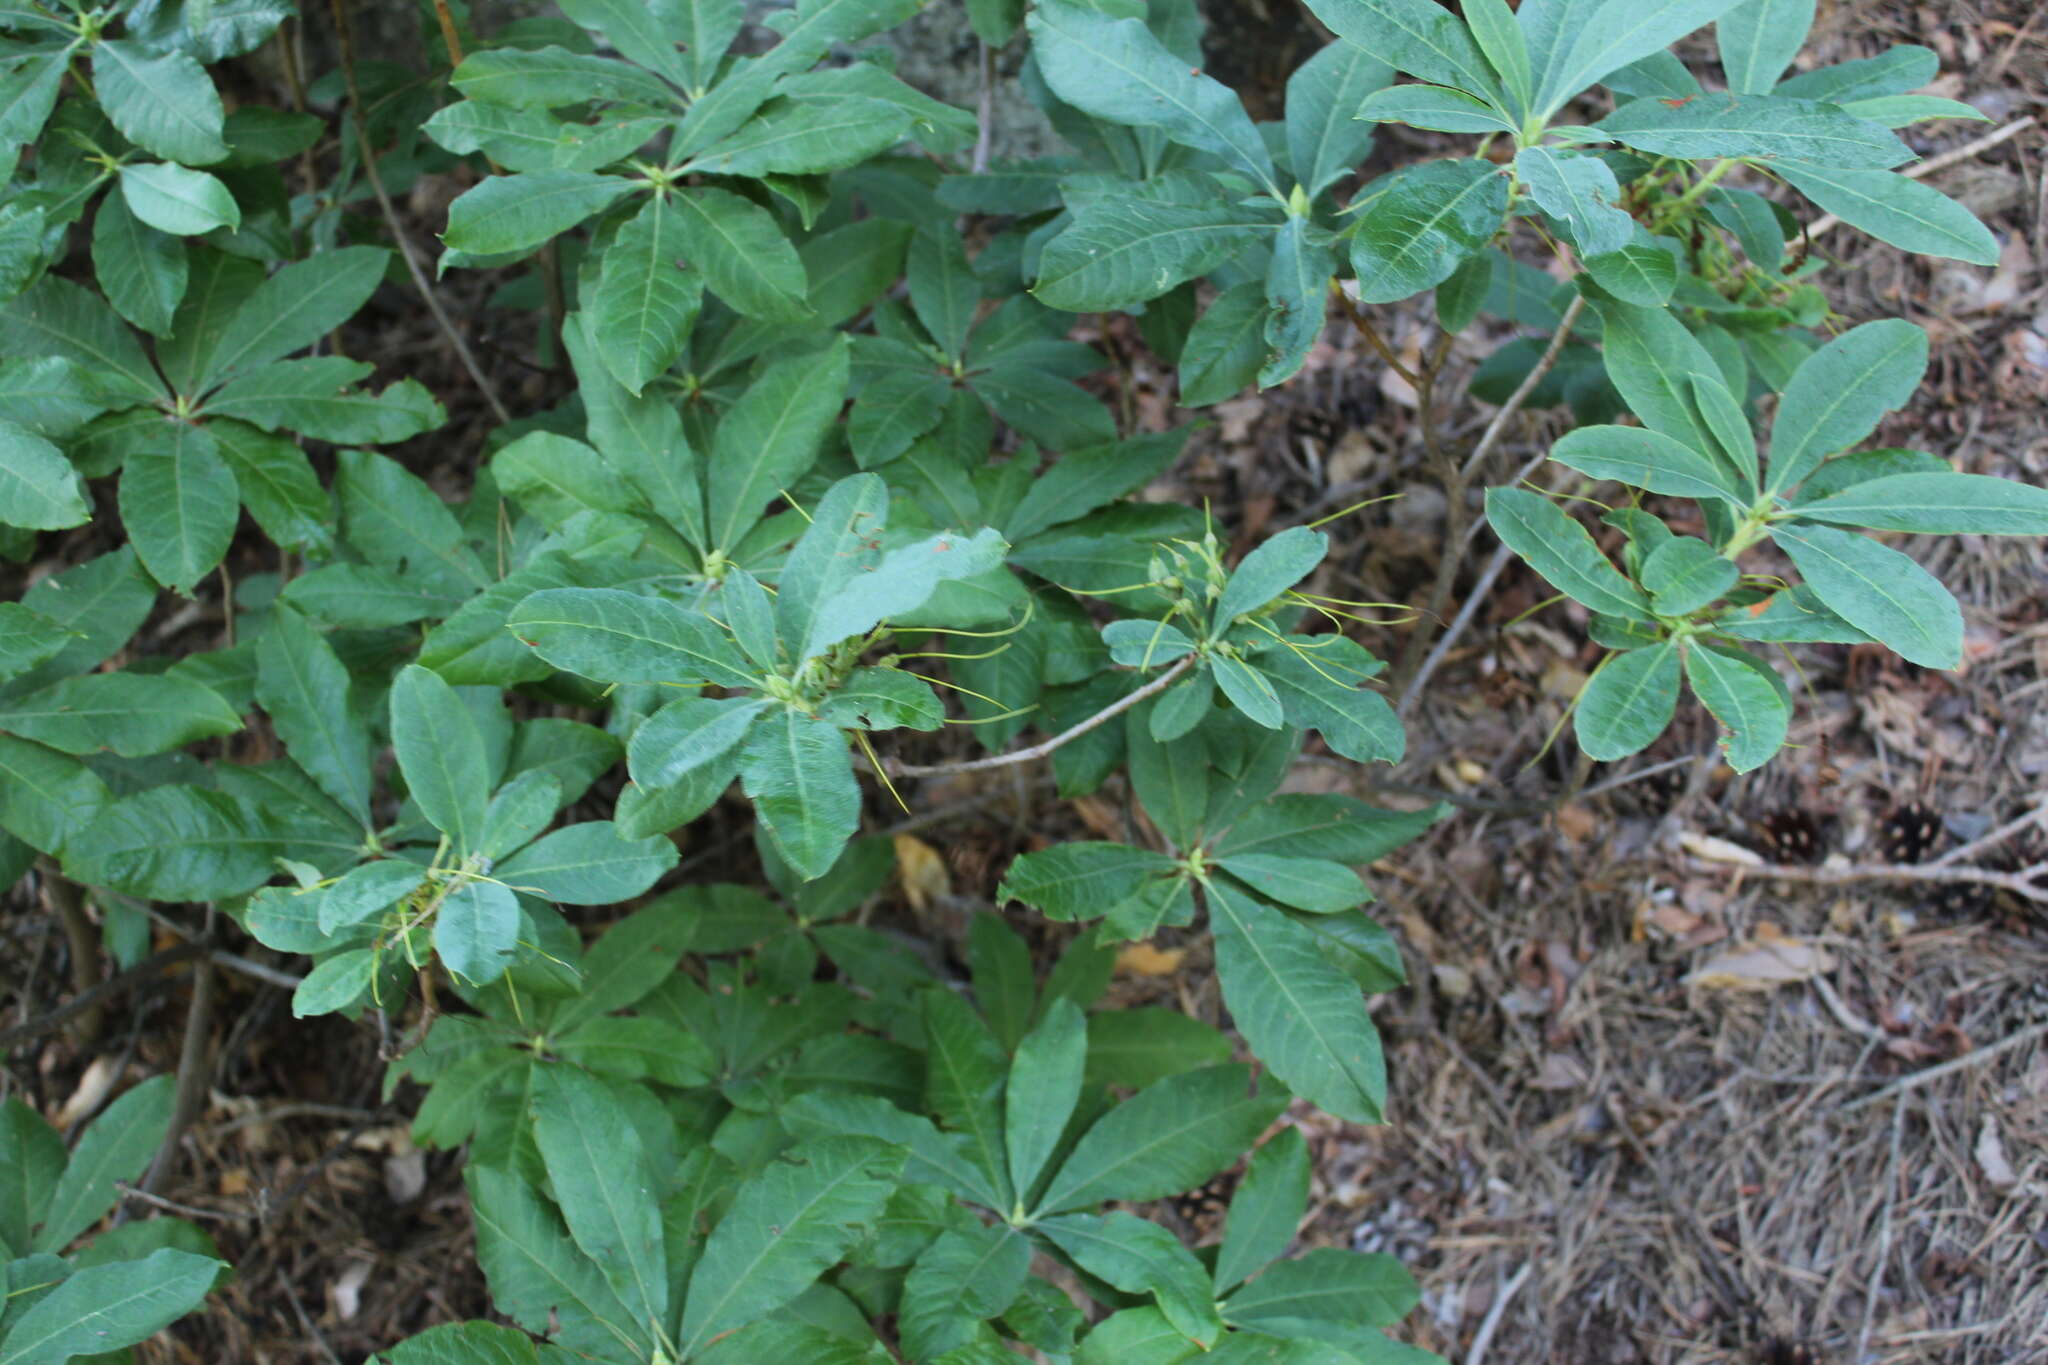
889 655 1195 778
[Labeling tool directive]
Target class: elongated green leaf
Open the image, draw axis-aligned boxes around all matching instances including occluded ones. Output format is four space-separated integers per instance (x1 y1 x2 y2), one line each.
1790 471 2048 535
1300 0 1499 100
509 586 754 687
0 1097 64 1256
1776 160 1998 266
1033 1063 1284 1216
119 423 236 594
1772 521 1960 669
1287 41 1393 199
451 44 679 108
1206 880 1384 1124
378 1321 543 1365
1221 1247 1418 1336
707 336 850 552
117 162 239 236
204 358 444 443
1486 487 1653 619
1218 853 1370 913
442 170 638 256
0 52 63 155
1683 642 1787 772
532 1069 668 1331
212 419 330 554
679 90 912 177
0 1247 219 1364
1777 45 1937 102
255 607 369 823
899 1224 1032 1359
1641 536 1737 616
1082 1008 1231 1091
906 227 977 360
1261 214 1334 387
1592 296 1725 454
0 604 74 683
1178 282 1270 407
1605 92 1910 167
673 184 808 325
921 987 1014 1211
0 419 87 530
1215 526 1326 629
1718 0 1816 93
92 40 228 164
1515 147 1633 257
1040 1213 1221 1346
739 710 860 880
774 473 891 659
497 821 677 904
628 695 769 789
589 192 704 394
558 0 694 87
1215 1126 1310 1291
1767 319 1926 495
1005 997 1087 1203
1527 0 1747 116
803 528 1007 659
971 361 1118 450
1357 81 1517 133
1000 842 1178 922
24 1079 167 1258
466 1164 648 1361
390 664 490 852
1035 198 1271 313
203 247 392 387
1351 159 1508 304
60 786 282 900
1551 424 1744 505
0 672 239 757
92 190 187 335
434 878 521 985
848 369 948 469
679 1137 907 1357
1576 640 1680 759
1028 2 1275 190
0 277 165 404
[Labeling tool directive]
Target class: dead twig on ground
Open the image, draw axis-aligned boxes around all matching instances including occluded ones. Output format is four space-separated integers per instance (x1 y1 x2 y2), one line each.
1685 854 2048 904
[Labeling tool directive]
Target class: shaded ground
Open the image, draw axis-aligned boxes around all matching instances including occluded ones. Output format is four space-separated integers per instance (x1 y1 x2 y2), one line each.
4 1 2046 1361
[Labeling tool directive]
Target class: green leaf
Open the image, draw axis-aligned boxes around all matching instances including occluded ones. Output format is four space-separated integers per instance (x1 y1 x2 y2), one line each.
1178 282 1267 406
1221 1247 1418 1337
1005 997 1087 1203
60 786 283 900
1206 879 1384 1123
201 422 323 556
678 90 913 177
1465 0 1531 114
391 664 490 853
255 607 369 823
451 44 679 108
117 162 239 236
0 671 239 757
1486 486 1654 620
971 361 1118 450
0 53 63 156
1299 0 1499 101
1218 854 1370 913
92 191 187 335
1211 653 1284 729
1718 0 1816 93
848 370 949 469
1083 1008 1231 1090
465 1164 647 1359
1215 526 1326 630
588 194 704 395
1838 94 1991 128
497 821 677 904
434 880 519 985
1073 1307 1200 1365
1350 159 1509 305
1355 82 1516 133
1214 1126 1310 1290
1 277 166 405
803 528 1007 659
1777 45 1936 102
203 247 392 387
1604 92 1910 168
671 184 809 327
1007 433 1187 545
1034 199 1272 312
628 695 769 789
92 40 228 164
1039 1213 1221 1347
1550 424 1743 506
1525 0 1749 116
1683 642 1788 772
204 358 444 443
775 473 891 657
378 1321 544 1365
31 1075 174 1253
1776 160 1998 267
118 422 236 594
907 227 979 360
679 1137 907 1357
1592 296 1726 455
0 420 87 531
1034 1063 1283 1216
899 1224 1032 1359
0 1097 64 1254
317 861 426 935
1515 147 1633 257
1261 216 1335 387
740 710 860 881
707 336 850 552
0 1247 219 1364
1583 237 1679 305
442 170 638 256
508 587 754 688
1771 521 1960 669
1576 640 1681 759
532 1069 668 1331
1791 471 2048 535
0 605 75 683
1641 536 1737 616
558 0 695 87
1000 843 1178 922
1766 319 1927 496
1028 2 1275 190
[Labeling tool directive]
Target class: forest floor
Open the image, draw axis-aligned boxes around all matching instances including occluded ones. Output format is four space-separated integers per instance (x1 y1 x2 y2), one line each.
4 1 2045 1362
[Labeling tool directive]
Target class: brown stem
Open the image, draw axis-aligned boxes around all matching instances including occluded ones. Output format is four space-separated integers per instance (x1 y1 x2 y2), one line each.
1332 284 1419 387
41 860 103 1044
135 910 217 1201
329 0 512 425
888 656 1194 778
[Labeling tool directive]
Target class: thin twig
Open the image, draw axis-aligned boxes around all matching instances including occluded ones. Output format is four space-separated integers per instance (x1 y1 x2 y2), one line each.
329 0 511 425
1858 1095 1909 1360
888 655 1194 778
1459 293 1587 481
1686 855 2048 904
137 909 217 1199
1399 542 1511 717
114 1181 247 1224
1332 284 1420 387
1465 1261 1534 1365
1930 797 2047 868
41 860 103 1044
1804 116 2035 240
1835 1020 2048 1116
0 944 207 1052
